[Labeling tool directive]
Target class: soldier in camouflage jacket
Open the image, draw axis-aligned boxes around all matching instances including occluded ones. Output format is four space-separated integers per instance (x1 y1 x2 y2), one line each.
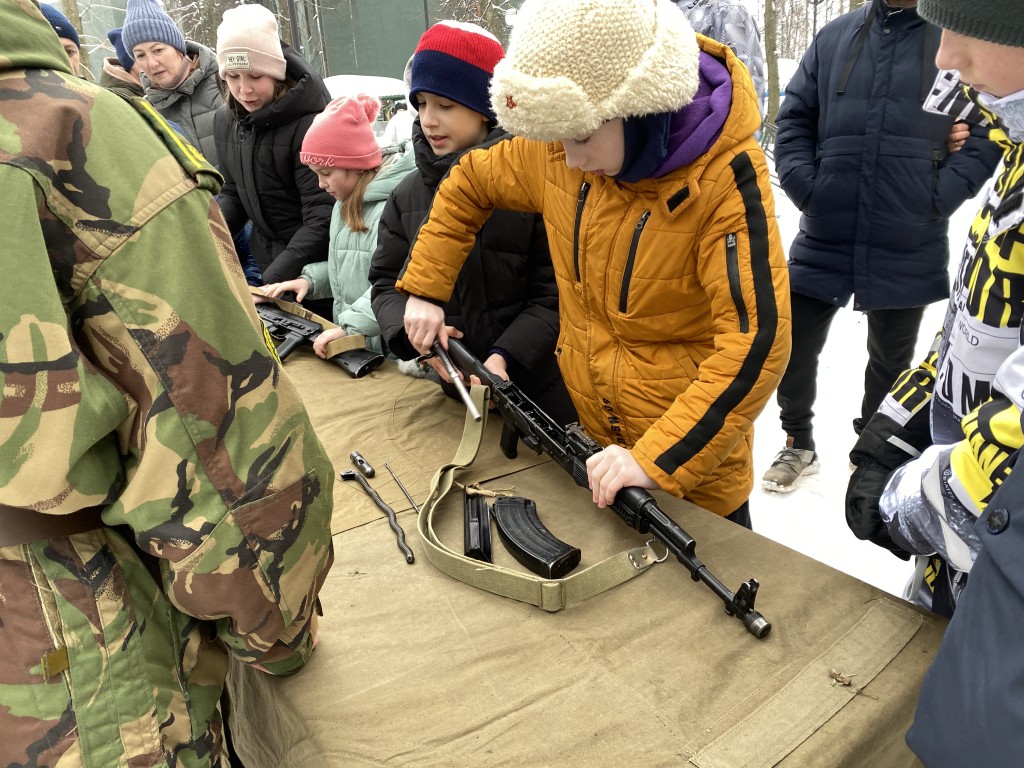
0 2 335 766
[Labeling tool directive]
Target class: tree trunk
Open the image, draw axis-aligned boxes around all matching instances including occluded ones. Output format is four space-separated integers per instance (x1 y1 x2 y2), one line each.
60 0 89 76
764 0 780 126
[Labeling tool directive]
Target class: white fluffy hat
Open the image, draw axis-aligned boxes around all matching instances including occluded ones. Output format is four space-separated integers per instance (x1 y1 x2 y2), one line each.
491 0 700 142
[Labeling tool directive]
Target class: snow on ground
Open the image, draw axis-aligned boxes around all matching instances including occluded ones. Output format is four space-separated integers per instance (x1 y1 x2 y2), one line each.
749 176 981 597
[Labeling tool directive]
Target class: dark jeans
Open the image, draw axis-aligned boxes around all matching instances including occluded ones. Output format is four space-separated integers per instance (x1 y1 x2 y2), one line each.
776 292 926 451
726 501 751 529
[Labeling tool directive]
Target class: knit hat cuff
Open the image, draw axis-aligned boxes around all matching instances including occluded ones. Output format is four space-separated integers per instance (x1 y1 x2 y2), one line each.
121 13 187 56
918 1 1024 48
410 51 496 118
218 47 287 80
299 147 382 170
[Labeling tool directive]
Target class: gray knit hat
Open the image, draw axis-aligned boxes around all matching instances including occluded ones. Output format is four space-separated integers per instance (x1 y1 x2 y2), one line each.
918 0 1024 48
121 0 187 57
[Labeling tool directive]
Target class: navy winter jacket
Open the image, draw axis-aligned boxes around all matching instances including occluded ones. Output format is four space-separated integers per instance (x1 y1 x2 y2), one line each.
775 1 1000 310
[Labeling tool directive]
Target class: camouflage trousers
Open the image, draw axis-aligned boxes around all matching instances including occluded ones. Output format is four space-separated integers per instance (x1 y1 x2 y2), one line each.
0 527 227 767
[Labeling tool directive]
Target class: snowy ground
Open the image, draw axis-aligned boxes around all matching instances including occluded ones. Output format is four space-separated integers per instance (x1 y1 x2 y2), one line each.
749 179 980 597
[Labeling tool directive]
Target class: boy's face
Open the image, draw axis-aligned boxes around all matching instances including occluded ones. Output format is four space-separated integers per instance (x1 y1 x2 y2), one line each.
936 30 1024 99
415 92 490 156
561 118 626 178
60 38 80 76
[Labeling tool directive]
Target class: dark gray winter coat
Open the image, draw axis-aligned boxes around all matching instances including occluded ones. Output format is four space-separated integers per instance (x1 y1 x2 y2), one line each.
141 41 223 165
775 1 1000 310
905 446 1024 766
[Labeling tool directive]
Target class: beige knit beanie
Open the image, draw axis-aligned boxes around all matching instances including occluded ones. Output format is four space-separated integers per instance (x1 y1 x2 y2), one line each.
216 4 287 81
491 0 700 142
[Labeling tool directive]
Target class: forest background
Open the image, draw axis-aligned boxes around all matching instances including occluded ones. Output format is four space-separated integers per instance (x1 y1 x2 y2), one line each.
52 0 868 123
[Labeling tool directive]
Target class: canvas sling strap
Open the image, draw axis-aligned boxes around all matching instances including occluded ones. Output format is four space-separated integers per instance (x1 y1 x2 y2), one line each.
417 384 659 612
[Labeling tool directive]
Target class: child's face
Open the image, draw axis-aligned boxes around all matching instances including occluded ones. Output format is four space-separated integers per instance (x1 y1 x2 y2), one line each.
415 92 490 156
225 71 278 112
308 164 362 202
132 41 186 89
561 118 626 178
936 30 1024 99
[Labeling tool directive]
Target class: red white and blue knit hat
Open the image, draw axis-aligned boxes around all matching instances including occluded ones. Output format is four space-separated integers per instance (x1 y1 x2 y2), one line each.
409 21 504 120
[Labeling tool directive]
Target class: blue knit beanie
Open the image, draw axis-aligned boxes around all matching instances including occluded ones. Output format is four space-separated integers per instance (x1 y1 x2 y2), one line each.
121 0 187 57
107 28 135 72
40 3 80 48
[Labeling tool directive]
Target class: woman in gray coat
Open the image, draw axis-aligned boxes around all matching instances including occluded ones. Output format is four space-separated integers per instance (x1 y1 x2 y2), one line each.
121 0 224 165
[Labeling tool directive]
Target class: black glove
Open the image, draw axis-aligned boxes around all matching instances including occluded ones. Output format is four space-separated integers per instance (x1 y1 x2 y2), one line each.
845 407 931 560
845 458 911 560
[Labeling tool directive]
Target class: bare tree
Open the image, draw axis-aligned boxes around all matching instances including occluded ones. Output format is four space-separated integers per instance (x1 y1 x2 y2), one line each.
433 0 521 47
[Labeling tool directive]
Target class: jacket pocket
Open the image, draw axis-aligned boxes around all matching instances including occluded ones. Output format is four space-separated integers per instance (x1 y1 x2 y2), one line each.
572 181 591 282
725 233 749 333
168 469 329 662
618 210 651 313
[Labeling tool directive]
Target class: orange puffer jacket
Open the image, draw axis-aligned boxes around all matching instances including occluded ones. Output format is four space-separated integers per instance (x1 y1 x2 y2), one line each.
398 38 791 515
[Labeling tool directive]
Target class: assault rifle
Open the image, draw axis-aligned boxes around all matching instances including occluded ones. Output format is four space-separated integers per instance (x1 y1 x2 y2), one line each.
256 303 384 378
445 338 771 639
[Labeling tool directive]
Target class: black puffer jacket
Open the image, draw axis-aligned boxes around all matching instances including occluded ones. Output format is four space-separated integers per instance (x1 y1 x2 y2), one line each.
214 44 333 284
776 0 1001 310
370 121 575 425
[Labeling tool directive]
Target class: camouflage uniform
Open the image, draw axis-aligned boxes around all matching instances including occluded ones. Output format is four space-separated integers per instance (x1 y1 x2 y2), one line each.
0 2 335 766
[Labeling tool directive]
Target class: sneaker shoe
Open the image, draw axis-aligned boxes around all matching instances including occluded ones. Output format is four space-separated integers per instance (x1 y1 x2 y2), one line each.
762 447 819 493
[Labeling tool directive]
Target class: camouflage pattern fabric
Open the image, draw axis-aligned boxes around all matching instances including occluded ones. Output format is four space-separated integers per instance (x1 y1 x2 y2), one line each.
0 2 335 766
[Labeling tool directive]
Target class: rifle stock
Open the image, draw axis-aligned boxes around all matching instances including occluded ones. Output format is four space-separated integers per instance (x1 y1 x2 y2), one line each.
444 338 771 639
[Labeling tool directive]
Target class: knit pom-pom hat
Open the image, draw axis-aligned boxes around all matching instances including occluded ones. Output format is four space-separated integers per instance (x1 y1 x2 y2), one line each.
121 0 186 56
409 21 505 120
40 3 80 48
491 0 700 142
918 0 1024 48
216 4 287 81
300 94 383 170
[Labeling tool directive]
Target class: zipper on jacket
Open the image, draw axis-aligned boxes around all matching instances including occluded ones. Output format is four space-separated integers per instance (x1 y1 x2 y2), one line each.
572 182 591 282
618 210 651 313
725 233 750 333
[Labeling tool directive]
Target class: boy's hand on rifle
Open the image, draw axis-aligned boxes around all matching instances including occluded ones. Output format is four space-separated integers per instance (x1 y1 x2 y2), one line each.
313 327 347 359
586 445 658 508
259 277 310 303
405 294 447 353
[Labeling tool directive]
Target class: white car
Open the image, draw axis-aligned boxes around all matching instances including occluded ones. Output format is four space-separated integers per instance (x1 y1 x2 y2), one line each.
322 74 410 144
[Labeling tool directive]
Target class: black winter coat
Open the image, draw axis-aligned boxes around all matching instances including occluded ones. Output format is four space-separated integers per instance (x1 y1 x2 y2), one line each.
370 121 575 425
214 44 334 284
775 1 1001 310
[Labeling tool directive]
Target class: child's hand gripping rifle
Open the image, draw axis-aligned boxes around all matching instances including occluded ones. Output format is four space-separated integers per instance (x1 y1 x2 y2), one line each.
444 338 771 639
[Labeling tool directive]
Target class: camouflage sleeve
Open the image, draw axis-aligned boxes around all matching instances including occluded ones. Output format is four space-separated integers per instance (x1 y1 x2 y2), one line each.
2 149 335 674
95 186 336 674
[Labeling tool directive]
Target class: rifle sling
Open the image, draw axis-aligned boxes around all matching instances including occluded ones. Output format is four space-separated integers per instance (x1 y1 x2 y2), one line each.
417 385 658 612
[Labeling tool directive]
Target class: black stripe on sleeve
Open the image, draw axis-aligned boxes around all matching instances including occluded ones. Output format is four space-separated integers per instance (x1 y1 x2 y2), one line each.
654 153 780 475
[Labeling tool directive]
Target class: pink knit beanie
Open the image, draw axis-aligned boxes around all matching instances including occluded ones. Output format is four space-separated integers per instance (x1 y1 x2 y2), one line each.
216 4 287 81
300 95 383 170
